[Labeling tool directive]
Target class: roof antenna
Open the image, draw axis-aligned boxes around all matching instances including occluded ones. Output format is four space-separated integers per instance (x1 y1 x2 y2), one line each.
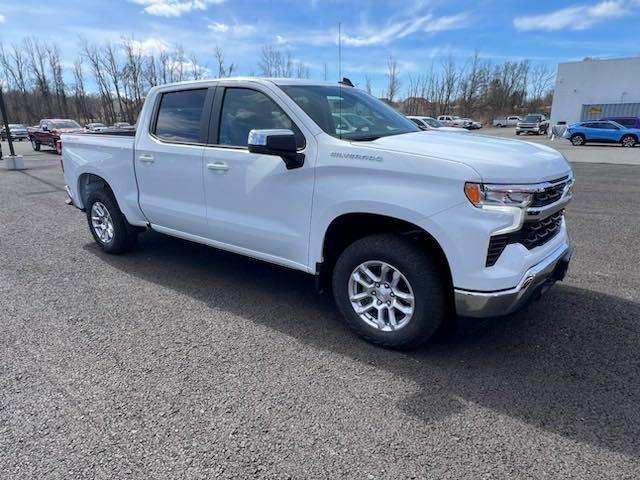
338 22 342 139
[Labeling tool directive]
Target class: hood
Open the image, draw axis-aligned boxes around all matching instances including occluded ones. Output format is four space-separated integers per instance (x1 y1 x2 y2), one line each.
366 131 571 183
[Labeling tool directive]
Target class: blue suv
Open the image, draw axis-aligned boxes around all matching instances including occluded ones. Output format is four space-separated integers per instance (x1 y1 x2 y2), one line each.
563 120 639 147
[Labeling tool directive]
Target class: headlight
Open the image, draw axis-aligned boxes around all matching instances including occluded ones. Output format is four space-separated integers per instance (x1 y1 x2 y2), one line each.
464 182 533 208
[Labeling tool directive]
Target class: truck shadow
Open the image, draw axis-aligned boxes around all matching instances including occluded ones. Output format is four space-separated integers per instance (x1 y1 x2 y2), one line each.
85 231 640 457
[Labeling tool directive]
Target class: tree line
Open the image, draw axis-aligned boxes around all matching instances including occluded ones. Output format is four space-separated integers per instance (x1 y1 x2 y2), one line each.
383 52 554 122
0 36 553 127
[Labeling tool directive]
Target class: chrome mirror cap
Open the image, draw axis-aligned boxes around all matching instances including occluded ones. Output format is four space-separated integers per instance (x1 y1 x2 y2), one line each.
248 129 295 146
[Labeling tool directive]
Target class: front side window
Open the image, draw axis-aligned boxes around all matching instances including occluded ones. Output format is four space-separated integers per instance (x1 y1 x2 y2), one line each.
280 85 419 141
154 89 207 143
218 88 304 149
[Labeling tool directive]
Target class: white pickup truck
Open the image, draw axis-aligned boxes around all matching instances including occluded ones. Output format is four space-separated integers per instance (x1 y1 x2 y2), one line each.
62 78 574 349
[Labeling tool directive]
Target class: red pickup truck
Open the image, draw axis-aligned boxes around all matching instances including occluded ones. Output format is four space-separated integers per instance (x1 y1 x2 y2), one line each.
28 119 83 155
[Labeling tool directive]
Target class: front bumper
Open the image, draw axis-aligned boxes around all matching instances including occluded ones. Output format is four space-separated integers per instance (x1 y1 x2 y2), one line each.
454 240 571 318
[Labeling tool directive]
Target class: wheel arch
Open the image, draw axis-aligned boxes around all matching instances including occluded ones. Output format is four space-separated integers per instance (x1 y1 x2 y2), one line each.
77 172 114 210
316 212 453 295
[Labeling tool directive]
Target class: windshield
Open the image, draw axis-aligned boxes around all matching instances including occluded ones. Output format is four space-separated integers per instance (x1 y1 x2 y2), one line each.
51 120 81 129
280 85 419 141
424 118 445 128
524 115 542 122
9 124 26 129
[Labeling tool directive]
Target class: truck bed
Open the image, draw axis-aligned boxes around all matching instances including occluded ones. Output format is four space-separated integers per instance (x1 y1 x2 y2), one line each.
61 132 146 226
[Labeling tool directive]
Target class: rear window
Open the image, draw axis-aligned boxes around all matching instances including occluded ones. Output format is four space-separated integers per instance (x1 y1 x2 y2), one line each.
154 89 207 143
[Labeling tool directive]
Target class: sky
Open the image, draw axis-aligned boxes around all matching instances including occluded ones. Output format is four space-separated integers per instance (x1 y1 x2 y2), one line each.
0 0 639 95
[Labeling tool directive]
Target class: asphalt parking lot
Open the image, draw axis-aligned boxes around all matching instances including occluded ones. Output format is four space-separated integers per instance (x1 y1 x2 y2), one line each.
1 138 640 479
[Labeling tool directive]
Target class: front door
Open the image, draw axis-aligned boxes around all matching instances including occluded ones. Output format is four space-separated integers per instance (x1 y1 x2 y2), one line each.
202 86 315 270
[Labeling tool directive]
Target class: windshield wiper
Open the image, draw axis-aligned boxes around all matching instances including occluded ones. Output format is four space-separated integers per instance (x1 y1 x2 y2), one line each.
349 135 382 142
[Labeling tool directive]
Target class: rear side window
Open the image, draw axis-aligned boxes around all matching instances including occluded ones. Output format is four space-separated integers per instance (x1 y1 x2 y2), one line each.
154 89 207 143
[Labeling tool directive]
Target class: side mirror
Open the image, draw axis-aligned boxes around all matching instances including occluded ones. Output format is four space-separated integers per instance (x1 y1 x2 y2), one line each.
248 129 304 170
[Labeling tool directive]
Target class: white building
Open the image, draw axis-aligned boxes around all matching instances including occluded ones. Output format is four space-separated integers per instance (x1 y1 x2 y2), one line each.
550 57 640 126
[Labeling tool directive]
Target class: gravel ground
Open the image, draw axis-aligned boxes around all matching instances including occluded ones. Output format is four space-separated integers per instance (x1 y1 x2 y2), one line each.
1 141 639 479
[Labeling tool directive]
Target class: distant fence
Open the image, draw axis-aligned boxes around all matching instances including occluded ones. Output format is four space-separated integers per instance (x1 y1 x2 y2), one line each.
581 102 640 121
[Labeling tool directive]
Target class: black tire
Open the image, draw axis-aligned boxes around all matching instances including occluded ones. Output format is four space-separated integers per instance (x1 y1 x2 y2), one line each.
55 141 62 155
31 138 41 151
570 134 585 146
332 234 448 350
85 189 138 254
621 134 637 147
515 131 520 135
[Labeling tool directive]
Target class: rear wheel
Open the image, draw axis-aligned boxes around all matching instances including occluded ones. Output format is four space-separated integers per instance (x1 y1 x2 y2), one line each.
85 189 138 254
31 138 41 151
332 234 447 349
570 134 586 146
621 134 637 147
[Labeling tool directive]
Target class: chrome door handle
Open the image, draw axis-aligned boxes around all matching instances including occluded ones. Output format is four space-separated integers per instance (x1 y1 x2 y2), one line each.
207 162 229 171
139 154 155 163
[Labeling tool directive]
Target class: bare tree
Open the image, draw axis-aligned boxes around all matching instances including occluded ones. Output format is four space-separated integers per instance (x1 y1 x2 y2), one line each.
214 46 236 78
385 55 400 102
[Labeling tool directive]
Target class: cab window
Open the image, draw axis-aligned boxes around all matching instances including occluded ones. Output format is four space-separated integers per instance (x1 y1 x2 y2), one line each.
153 89 208 144
218 88 304 149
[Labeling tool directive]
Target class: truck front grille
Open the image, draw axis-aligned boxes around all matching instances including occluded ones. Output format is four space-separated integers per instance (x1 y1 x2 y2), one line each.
530 176 570 207
519 210 564 249
485 210 564 267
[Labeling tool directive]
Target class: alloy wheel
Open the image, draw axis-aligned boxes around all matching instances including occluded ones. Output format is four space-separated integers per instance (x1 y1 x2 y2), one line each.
348 260 415 331
91 202 114 244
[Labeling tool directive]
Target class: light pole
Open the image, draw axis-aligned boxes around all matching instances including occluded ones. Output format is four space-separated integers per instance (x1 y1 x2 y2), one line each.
0 85 25 170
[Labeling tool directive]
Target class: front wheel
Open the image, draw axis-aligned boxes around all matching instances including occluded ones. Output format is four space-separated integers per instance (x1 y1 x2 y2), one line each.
55 141 62 155
31 138 41 151
621 135 637 147
570 134 586 146
332 234 447 349
85 189 138 254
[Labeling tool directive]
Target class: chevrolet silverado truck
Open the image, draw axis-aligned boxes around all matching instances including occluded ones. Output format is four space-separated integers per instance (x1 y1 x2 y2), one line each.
516 114 549 136
61 78 574 349
28 118 83 154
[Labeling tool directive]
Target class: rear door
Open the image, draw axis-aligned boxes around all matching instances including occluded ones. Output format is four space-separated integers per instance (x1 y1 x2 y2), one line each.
201 83 316 270
135 86 214 237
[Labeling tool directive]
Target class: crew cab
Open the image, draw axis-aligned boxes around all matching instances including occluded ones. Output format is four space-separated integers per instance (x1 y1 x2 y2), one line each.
62 78 574 349
28 119 83 154
516 114 549 136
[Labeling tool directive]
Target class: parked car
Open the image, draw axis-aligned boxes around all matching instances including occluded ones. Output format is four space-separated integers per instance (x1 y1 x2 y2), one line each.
85 122 108 132
493 116 521 128
563 120 638 147
28 119 83 154
437 115 471 128
61 78 573 349
112 122 132 128
461 118 482 130
516 114 549 135
599 116 640 129
1 123 29 141
406 116 467 132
